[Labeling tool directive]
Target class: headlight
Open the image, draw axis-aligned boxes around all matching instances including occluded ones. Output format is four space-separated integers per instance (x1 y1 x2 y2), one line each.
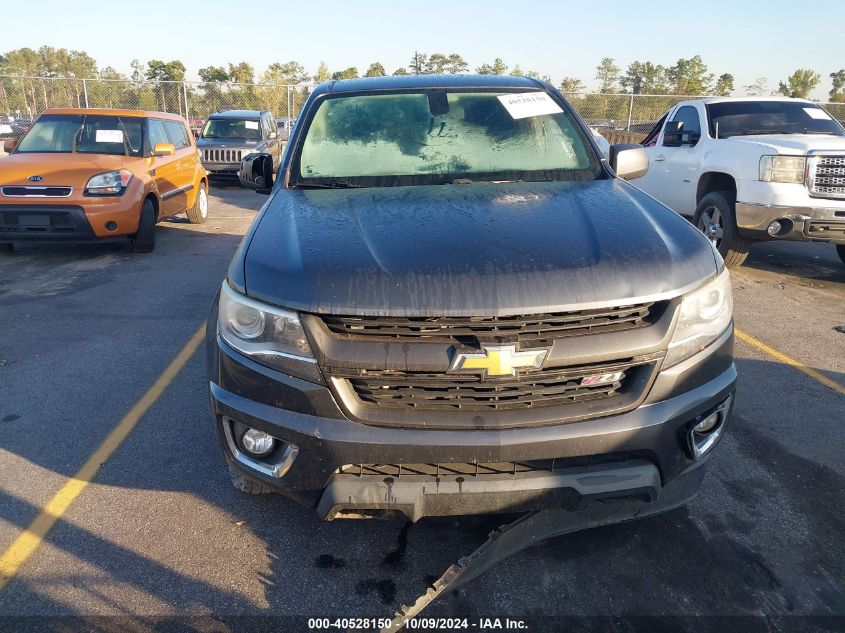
218 282 315 368
664 268 733 368
84 169 133 195
759 155 806 184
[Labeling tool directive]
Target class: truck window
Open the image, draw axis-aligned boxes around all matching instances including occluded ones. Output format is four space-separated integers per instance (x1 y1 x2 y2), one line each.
664 106 701 145
705 101 845 138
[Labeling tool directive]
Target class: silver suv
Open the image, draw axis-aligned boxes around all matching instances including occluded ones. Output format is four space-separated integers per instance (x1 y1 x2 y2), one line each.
197 110 282 180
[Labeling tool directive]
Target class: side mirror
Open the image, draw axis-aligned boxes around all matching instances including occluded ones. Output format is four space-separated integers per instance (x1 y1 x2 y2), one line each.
609 144 649 180
239 152 274 193
663 121 700 147
269 131 278 140
152 143 175 156
3 139 17 153
662 120 684 147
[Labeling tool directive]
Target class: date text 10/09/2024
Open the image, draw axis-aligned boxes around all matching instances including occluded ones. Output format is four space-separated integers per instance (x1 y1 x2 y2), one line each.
307 618 529 630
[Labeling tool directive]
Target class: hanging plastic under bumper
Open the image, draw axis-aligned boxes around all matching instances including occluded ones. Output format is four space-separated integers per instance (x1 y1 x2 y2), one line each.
318 458 672 522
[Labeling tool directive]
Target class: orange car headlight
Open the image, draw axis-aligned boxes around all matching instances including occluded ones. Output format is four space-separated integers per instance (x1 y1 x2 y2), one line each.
84 169 133 196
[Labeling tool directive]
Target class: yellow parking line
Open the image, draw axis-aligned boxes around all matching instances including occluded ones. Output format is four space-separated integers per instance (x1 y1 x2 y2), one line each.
735 328 845 396
0 324 206 592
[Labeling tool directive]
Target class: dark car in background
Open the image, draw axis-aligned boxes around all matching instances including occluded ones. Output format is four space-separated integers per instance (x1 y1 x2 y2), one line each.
208 75 736 523
196 110 282 180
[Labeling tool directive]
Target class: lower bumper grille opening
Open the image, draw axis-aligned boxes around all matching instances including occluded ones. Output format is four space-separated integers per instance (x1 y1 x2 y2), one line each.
336 453 640 479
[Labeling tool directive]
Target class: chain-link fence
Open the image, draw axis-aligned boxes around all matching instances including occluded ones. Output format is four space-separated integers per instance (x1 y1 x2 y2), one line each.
0 75 314 144
2 76 845 150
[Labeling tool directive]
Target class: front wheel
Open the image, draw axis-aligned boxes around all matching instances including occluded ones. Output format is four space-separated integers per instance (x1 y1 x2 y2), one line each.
836 244 845 267
185 182 208 224
128 198 156 253
693 191 751 268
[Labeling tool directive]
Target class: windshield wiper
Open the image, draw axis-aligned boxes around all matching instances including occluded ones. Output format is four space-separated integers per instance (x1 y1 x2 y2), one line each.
290 182 364 189
732 130 791 136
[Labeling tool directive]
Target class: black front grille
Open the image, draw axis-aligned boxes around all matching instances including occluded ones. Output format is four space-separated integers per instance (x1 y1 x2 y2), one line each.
0 206 94 238
1 186 72 197
322 302 662 344
806 220 845 239
335 358 649 411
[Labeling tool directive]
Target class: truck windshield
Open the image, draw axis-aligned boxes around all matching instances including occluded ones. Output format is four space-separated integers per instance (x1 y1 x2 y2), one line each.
706 101 845 138
202 119 261 140
15 114 144 156
292 90 600 187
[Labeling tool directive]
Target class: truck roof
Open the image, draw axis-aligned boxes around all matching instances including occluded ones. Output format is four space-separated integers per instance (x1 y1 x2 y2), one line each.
209 110 266 119
319 74 545 95
686 96 815 106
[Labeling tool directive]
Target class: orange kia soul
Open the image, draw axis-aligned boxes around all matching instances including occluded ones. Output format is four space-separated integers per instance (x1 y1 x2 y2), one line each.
0 108 208 252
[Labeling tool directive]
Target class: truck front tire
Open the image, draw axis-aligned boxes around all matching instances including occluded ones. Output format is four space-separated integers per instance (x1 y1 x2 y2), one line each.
836 245 845 267
694 191 750 268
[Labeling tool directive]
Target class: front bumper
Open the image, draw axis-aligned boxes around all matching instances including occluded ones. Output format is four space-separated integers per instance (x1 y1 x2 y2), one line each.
736 201 845 243
202 163 240 177
208 322 736 521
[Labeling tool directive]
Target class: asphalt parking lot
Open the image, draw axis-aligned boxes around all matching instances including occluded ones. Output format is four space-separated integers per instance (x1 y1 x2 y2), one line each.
0 185 843 631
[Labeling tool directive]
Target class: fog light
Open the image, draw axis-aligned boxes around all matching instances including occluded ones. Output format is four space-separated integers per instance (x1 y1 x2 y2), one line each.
687 395 732 460
693 411 720 434
767 220 781 236
241 428 275 456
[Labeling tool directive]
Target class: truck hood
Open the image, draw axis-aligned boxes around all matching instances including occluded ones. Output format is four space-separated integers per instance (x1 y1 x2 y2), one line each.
729 134 845 154
239 179 718 316
0 152 144 188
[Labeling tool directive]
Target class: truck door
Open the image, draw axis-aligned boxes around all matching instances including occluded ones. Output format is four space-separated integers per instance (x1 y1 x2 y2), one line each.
639 105 702 216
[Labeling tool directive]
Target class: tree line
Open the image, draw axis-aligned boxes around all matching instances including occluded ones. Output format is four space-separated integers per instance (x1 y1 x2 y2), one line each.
1 46 843 120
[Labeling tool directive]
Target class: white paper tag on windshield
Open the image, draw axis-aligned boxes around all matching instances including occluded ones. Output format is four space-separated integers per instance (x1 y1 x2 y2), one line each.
498 92 563 119
0 124 12 134
804 107 832 121
96 129 124 143
245 120 259 130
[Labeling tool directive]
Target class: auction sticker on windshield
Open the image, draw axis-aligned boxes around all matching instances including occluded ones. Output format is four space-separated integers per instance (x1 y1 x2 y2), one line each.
804 107 832 120
498 92 563 119
245 121 259 129
95 129 124 143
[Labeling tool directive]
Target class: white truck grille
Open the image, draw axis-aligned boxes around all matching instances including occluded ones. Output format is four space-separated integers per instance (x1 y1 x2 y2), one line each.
809 155 845 199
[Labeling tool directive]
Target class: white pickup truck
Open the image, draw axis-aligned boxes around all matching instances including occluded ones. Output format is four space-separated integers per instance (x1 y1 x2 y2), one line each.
634 97 845 267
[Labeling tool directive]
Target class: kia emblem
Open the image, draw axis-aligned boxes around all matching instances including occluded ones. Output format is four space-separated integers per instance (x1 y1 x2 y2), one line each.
28 175 43 182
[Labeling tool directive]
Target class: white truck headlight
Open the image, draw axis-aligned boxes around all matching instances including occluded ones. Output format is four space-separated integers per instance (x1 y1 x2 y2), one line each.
665 268 733 367
218 282 315 367
759 155 806 184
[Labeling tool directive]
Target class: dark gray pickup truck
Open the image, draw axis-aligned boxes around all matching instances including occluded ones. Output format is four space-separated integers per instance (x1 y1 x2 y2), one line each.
207 75 736 523
197 109 282 180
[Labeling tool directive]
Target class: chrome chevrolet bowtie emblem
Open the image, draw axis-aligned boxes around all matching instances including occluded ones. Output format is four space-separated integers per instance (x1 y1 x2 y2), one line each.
448 345 548 378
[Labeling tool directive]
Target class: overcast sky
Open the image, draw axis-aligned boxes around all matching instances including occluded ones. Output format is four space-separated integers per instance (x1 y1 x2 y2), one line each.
5 0 842 100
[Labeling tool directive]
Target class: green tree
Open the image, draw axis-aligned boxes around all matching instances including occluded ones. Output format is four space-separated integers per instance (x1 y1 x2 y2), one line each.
595 57 620 93
364 62 386 77
392 67 409 76
743 77 769 96
511 65 524 77
830 70 845 102
560 77 585 93
667 55 713 95
227 62 254 84
264 61 308 85
314 61 331 83
409 52 427 74
331 67 359 80
445 53 468 74
621 61 668 94
199 66 229 83
476 58 508 75
777 69 821 98
714 73 734 96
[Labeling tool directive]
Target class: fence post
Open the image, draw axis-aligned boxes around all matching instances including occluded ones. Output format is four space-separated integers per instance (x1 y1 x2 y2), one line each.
183 81 190 122
626 93 634 131
287 85 291 120
82 78 89 108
